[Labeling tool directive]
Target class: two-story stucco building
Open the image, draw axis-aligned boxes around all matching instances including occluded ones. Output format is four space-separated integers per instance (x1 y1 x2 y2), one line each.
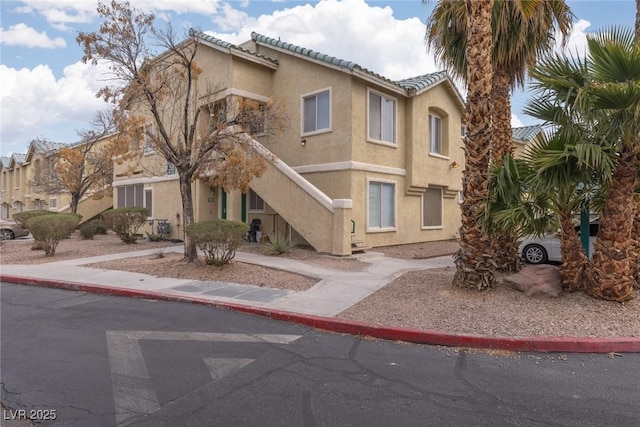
112 30 468 255
0 138 116 224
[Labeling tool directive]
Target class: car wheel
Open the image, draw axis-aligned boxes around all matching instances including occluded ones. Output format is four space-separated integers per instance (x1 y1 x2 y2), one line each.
1 229 15 240
522 244 548 265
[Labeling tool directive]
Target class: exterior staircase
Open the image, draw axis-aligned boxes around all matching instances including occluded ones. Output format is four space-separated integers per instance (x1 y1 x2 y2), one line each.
248 139 357 255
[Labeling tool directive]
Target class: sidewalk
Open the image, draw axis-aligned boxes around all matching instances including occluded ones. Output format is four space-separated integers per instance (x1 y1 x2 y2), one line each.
1 246 638 353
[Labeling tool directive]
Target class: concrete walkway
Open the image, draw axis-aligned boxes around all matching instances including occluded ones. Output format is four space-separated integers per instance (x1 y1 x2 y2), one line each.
0 245 453 317
2 246 639 353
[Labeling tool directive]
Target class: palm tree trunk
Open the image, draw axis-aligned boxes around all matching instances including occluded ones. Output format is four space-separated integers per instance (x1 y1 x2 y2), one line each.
490 68 520 273
558 211 588 292
587 145 637 302
454 0 496 290
632 195 640 289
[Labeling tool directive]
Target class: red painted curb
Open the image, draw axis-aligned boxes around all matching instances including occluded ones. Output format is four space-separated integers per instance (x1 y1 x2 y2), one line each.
3 274 639 353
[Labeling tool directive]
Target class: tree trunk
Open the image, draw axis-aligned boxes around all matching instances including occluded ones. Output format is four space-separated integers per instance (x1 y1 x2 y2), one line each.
454 0 496 290
587 145 637 302
490 68 520 274
636 0 640 43
558 211 589 292
632 195 640 290
179 172 198 262
70 194 80 214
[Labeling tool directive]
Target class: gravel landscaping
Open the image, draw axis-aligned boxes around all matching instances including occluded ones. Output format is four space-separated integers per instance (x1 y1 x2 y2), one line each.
1 232 638 338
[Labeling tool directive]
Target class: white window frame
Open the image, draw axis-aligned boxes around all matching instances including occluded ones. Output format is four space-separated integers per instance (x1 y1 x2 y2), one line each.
421 187 443 230
49 198 58 209
366 178 397 232
248 189 265 213
300 87 332 136
429 113 443 155
367 88 397 146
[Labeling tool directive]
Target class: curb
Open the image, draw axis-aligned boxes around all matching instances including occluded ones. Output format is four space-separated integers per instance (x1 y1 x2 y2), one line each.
2 274 639 354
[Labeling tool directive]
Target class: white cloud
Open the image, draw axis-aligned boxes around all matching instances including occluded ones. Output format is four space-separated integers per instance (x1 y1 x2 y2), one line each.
15 0 99 31
511 114 524 128
556 19 591 58
0 23 66 48
206 0 437 81
0 61 112 155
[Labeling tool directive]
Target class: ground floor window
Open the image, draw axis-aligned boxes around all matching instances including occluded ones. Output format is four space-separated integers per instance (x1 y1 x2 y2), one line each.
422 187 443 228
2 203 9 219
117 184 144 209
248 189 264 212
49 198 58 209
368 180 396 230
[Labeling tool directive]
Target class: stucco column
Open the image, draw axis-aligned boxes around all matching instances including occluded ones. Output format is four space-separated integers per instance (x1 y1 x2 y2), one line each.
225 190 243 222
332 199 353 256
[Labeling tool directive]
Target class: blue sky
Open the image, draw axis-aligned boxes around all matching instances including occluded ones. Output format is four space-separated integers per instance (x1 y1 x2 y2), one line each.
1 0 637 156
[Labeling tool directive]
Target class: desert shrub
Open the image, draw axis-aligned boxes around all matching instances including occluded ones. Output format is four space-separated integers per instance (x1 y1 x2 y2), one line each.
145 231 163 242
264 234 292 255
79 222 96 240
102 207 149 244
186 219 248 266
89 219 108 235
13 210 51 229
26 214 80 256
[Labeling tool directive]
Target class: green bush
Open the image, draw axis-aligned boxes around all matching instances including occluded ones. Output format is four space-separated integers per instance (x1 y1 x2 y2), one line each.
264 234 292 255
102 207 149 244
89 219 108 234
186 219 248 266
79 222 96 240
26 214 80 256
13 210 51 229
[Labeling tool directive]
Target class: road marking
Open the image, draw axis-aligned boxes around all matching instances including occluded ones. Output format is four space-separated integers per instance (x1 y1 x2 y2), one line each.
106 331 301 426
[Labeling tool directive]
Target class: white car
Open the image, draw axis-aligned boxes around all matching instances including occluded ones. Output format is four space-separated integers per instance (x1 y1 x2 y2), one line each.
519 222 598 265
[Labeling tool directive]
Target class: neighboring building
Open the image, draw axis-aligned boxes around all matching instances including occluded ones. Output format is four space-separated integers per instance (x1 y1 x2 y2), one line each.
113 30 468 255
511 124 543 158
0 138 114 222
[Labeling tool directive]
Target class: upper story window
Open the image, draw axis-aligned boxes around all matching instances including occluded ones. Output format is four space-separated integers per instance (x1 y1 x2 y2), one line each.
248 189 264 212
429 114 443 155
14 168 20 187
368 89 396 145
301 88 331 135
167 162 176 176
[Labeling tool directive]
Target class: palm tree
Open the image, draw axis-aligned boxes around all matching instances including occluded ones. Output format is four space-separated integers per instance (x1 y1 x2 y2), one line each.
488 134 613 292
523 28 640 300
582 28 640 302
450 0 495 290
426 0 573 273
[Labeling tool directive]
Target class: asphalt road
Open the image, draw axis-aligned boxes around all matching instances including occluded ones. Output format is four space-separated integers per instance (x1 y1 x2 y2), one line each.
1 282 639 427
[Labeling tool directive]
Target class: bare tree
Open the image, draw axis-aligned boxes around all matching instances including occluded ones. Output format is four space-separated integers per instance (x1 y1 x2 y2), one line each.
77 1 286 261
30 110 127 214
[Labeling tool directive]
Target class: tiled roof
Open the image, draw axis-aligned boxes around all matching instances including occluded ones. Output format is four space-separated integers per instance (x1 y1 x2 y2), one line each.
30 139 67 154
252 32 356 71
397 71 448 91
0 157 11 168
250 32 456 98
512 125 542 143
189 29 278 65
191 30 461 103
11 153 26 164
